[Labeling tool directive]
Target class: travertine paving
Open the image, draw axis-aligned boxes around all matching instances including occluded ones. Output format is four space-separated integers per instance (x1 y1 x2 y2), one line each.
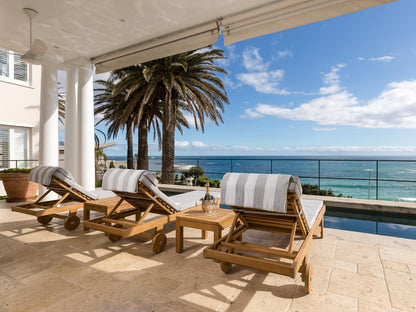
1 200 415 312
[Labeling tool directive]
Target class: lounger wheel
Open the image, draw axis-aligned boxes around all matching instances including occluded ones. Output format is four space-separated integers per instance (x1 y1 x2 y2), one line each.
304 264 312 294
220 261 232 273
37 215 53 225
152 233 167 253
108 234 122 242
64 215 80 231
108 224 123 242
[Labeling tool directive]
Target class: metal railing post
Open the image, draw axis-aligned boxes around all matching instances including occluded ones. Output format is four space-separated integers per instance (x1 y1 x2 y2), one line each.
230 159 233 172
197 159 199 167
318 160 321 189
270 160 273 173
376 160 379 200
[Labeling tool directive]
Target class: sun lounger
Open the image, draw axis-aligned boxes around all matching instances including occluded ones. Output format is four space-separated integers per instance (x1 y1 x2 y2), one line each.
83 168 215 253
11 166 115 230
203 173 325 293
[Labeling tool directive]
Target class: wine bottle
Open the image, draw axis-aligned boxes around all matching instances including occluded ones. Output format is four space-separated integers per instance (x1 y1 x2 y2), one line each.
204 183 214 200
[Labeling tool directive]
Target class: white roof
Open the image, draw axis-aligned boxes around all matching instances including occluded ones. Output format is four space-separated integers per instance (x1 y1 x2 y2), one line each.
0 0 395 73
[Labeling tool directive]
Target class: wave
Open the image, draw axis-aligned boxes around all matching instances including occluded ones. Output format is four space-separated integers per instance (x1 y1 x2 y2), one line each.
399 198 416 202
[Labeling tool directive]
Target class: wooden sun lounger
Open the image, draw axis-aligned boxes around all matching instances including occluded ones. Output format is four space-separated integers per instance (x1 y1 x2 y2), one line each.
11 166 120 231
12 176 97 230
83 169 203 253
203 174 325 293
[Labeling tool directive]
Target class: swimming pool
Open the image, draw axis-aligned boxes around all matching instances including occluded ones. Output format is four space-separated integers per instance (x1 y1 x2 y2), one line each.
325 207 416 240
165 191 416 240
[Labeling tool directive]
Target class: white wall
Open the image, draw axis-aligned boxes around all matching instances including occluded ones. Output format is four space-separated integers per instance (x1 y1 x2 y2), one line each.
0 65 41 195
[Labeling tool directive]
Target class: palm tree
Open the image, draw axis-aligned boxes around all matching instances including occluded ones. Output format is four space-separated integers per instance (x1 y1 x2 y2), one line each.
142 48 229 183
110 66 190 170
94 79 135 169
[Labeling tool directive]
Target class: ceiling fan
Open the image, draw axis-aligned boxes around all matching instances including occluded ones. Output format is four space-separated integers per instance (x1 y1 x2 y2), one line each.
19 8 48 65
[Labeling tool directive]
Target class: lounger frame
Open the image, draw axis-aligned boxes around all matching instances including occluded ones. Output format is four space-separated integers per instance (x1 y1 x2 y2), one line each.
203 193 325 293
83 182 201 253
11 177 96 230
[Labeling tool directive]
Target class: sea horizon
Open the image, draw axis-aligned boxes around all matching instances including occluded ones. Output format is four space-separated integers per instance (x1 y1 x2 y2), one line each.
107 155 416 160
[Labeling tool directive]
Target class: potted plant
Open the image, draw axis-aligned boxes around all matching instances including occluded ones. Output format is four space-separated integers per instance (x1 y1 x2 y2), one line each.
0 168 38 202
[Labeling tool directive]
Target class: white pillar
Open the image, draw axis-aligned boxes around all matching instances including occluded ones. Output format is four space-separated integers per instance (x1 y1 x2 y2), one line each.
39 64 59 166
77 62 95 190
64 67 78 179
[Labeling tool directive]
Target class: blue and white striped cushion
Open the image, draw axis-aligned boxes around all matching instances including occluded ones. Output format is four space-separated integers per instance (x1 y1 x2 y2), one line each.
220 173 301 213
102 169 158 193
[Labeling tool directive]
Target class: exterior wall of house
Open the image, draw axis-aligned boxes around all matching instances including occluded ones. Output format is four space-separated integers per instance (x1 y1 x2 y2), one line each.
0 64 41 195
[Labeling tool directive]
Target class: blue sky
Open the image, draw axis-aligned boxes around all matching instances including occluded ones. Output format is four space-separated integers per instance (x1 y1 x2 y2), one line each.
82 0 416 156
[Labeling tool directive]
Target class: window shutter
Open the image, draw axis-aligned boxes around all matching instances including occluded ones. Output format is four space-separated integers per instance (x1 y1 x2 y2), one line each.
0 127 9 168
0 49 9 78
11 128 28 168
14 54 28 82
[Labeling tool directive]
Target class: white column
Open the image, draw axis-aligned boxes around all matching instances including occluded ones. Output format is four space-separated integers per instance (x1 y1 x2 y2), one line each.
77 62 95 190
64 67 78 179
39 64 59 166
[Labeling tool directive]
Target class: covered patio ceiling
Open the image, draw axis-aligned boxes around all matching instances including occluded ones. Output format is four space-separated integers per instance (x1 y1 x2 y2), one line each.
0 0 395 73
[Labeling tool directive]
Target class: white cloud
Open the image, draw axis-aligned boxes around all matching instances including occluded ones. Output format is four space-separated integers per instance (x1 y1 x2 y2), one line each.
277 49 293 60
241 108 263 119
222 76 242 90
237 47 289 95
320 63 345 95
217 45 238 67
242 47 269 71
312 127 337 131
236 70 287 95
243 64 416 128
191 141 206 147
358 56 394 62
175 141 190 148
182 113 196 128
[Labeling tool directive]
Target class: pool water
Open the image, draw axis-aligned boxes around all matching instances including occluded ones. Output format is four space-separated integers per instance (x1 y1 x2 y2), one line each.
165 192 416 240
325 207 416 240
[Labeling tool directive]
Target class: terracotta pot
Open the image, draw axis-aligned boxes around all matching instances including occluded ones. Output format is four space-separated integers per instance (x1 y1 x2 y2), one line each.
0 173 38 202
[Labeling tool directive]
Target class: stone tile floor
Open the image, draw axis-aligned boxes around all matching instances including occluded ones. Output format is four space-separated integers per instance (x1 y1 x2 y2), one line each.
1 200 416 312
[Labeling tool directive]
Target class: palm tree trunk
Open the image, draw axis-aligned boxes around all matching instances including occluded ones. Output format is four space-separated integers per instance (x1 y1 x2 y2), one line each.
126 122 134 169
137 118 149 170
161 94 176 184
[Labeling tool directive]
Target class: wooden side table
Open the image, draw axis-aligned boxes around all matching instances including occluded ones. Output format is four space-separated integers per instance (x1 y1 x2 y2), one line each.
176 208 235 253
83 197 135 230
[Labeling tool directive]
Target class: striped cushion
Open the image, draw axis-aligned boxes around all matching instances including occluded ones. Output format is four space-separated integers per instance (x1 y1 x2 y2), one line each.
102 169 158 193
29 165 74 186
29 166 98 200
102 168 209 212
220 173 301 213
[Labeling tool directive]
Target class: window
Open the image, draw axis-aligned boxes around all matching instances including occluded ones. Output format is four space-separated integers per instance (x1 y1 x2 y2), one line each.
0 48 30 85
0 126 30 168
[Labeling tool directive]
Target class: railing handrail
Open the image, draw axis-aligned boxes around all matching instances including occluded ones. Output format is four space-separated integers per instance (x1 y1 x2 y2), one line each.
3 157 416 200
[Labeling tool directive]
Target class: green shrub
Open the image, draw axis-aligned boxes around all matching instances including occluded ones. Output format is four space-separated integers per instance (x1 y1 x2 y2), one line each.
301 183 344 197
187 166 204 180
109 161 115 168
0 168 32 173
196 176 220 188
118 165 126 169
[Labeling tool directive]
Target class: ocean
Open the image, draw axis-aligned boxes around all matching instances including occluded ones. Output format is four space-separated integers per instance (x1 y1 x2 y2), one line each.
107 156 416 202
